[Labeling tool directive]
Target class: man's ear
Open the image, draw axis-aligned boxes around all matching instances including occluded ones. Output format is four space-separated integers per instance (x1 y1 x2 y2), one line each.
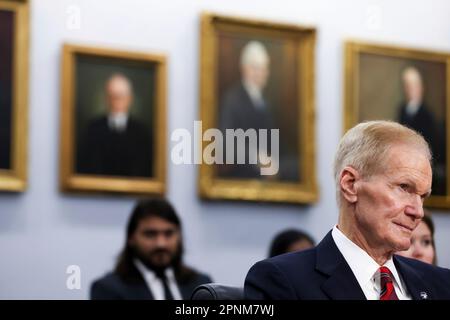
339 166 360 204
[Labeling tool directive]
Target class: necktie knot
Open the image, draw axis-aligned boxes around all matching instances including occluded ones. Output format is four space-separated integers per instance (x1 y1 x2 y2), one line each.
377 266 399 300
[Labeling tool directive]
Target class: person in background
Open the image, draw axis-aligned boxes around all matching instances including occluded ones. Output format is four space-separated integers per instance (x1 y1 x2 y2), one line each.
268 229 315 258
90 199 212 300
397 213 436 265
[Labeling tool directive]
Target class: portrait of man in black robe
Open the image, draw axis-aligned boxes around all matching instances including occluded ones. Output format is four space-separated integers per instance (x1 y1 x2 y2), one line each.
76 73 153 178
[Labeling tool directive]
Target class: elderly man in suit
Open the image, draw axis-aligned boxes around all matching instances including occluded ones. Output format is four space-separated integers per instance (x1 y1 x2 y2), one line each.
218 40 276 179
397 66 446 194
91 199 212 300
77 73 153 177
245 120 450 300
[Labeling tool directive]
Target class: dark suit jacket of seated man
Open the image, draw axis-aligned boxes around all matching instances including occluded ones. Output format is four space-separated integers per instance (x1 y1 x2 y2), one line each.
245 121 450 300
91 199 212 300
91 262 211 300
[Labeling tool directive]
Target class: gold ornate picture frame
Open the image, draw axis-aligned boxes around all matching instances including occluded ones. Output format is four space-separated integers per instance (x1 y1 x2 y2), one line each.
0 0 29 192
60 44 166 195
344 41 450 209
199 13 318 204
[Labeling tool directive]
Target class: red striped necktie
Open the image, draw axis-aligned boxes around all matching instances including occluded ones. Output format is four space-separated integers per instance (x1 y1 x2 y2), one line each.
378 266 399 300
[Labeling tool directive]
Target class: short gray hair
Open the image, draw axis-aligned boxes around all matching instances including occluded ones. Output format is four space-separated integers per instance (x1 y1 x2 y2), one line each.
240 41 269 67
333 120 431 205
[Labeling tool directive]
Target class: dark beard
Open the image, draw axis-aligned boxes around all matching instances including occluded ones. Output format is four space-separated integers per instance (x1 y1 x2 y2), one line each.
131 246 182 275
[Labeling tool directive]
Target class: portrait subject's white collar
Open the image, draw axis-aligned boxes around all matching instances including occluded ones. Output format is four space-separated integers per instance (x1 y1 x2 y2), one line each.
108 112 129 132
242 80 265 110
405 99 422 117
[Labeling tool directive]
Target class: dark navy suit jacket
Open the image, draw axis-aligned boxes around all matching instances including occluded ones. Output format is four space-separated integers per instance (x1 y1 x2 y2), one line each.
245 231 450 300
91 270 212 300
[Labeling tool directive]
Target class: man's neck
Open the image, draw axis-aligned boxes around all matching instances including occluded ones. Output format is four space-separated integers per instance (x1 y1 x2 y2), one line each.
337 216 392 265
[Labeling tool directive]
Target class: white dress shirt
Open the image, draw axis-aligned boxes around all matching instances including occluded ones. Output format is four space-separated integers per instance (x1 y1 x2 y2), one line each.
242 80 265 110
332 225 411 300
405 99 422 117
108 112 128 132
134 259 182 300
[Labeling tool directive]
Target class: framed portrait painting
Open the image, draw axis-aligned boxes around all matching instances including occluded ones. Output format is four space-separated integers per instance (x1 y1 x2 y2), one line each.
344 41 450 208
0 0 28 192
198 13 318 204
60 44 166 195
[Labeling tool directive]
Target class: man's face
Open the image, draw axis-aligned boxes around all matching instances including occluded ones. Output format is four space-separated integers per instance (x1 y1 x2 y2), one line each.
403 71 424 103
105 76 133 115
128 216 181 270
242 60 270 90
353 145 432 253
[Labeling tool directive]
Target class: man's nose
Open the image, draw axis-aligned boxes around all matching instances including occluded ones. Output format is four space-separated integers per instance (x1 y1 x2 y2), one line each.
155 234 169 247
405 194 424 219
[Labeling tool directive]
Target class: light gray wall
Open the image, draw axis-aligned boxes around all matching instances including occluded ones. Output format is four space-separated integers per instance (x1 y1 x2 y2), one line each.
1 0 450 299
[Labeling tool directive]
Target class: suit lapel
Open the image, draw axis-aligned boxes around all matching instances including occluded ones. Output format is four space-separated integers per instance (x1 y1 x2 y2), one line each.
316 231 366 300
130 280 155 300
125 271 155 300
393 255 433 300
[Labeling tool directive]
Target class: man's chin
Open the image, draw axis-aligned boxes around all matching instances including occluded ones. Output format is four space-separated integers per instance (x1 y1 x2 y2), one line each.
393 239 411 253
151 260 171 269
136 257 171 271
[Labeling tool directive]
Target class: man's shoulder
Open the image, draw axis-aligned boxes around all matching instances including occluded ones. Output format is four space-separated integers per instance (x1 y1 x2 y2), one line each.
86 116 108 131
222 83 248 106
181 267 213 285
250 248 317 279
91 272 123 288
90 270 154 300
90 272 125 300
127 116 150 134
395 255 450 298
395 254 450 279
224 82 245 96
244 248 319 299
271 247 316 265
193 270 212 282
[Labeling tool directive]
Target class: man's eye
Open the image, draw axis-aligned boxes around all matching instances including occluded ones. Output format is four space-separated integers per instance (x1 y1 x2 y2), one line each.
143 231 157 238
399 183 409 190
164 230 175 238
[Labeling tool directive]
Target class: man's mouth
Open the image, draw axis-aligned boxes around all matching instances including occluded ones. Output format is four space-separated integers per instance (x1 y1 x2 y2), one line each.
393 222 414 232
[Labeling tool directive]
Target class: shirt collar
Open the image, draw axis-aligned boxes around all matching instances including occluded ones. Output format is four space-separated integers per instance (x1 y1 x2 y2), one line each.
242 80 264 109
405 100 422 117
133 259 175 282
331 225 405 296
108 112 129 131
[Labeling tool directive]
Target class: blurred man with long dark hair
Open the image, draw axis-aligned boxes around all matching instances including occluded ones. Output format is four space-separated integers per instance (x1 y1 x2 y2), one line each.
91 199 212 300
